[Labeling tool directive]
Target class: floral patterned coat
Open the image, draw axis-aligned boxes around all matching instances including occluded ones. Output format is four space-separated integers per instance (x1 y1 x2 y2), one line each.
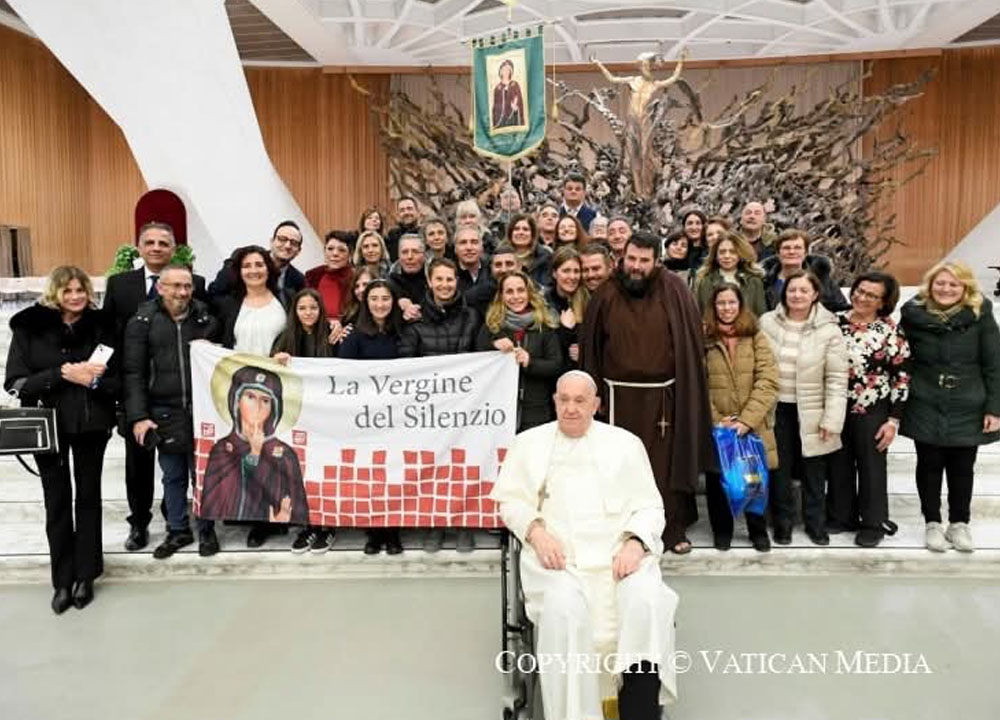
836 313 910 417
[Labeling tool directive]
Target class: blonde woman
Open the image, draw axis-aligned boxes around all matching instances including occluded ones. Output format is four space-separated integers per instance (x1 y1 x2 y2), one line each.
5 267 117 613
900 261 1000 552
352 230 391 278
694 231 767 316
476 271 562 430
544 246 590 367
454 198 496 253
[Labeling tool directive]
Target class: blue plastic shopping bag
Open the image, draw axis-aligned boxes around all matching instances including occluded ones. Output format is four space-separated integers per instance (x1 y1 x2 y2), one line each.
711 425 770 517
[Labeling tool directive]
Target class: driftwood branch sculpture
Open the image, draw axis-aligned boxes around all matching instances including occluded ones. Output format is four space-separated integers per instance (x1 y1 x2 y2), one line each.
354 60 936 282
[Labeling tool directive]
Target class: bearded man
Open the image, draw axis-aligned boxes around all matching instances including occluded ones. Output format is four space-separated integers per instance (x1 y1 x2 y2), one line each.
580 231 714 554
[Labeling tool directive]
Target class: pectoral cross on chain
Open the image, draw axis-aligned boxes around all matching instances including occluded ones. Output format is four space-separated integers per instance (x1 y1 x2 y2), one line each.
536 484 550 512
657 416 671 439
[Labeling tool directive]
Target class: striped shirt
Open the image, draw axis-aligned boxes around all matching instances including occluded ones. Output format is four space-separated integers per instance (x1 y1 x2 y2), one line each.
777 319 805 402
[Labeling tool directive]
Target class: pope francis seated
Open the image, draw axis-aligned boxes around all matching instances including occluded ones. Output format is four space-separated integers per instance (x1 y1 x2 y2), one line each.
491 370 679 720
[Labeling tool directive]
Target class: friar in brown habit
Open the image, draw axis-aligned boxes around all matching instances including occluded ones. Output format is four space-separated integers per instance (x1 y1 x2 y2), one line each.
580 230 715 553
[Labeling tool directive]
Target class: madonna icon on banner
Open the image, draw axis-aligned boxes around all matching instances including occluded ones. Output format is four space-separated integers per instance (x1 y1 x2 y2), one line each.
200 365 308 523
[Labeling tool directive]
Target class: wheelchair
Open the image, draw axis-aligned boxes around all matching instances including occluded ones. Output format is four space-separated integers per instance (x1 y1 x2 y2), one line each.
500 530 539 720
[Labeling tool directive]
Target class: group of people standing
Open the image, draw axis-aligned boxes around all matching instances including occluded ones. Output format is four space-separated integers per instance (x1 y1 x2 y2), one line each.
6 175 999 615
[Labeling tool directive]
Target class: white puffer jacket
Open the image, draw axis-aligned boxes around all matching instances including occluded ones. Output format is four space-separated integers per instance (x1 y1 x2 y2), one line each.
759 303 849 457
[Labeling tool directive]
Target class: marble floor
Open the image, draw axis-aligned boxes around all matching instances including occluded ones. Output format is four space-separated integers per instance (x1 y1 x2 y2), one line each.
1 575 998 720
2 435 999 582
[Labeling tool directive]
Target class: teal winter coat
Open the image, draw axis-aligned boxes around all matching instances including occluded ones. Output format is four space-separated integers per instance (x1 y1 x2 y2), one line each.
899 297 1000 447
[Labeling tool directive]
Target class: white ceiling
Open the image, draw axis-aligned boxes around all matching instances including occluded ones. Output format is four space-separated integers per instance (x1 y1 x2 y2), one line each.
3 0 1000 65
245 0 1000 65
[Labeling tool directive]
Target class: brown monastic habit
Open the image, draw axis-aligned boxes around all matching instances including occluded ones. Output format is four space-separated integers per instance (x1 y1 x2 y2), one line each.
580 266 715 544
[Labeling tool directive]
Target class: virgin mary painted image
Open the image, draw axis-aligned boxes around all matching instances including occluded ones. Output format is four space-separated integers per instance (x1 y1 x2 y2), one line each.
200 365 308 523
492 58 525 129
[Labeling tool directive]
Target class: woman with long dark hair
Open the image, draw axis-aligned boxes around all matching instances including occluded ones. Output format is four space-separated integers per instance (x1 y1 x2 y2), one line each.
506 213 553 291
544 246 590 368
679 208 708 271
703 283 779 552
694 232 767 317
339 280 404 554
213 245 291 548
215 245 287 355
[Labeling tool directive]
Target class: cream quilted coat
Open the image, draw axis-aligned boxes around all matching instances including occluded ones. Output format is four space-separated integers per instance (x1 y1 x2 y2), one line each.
759 304 849 457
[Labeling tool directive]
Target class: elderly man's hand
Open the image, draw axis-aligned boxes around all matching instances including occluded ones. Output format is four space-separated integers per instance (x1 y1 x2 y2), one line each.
612 537 646 581
528 525 566 571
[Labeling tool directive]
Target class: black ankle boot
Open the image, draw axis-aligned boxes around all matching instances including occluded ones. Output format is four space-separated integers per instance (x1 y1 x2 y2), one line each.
51 587 73 615
72 579 94 609
618 661 661 720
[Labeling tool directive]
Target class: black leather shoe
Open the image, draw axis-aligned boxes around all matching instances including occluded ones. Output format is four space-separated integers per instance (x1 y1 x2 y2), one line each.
363 538 382 555
713 535 732 551
806 527 830 546
246 526 269 548
199 528 220 557
72 580 94 610
385 530 403 555
51 587 73 615
773 528 792 545
153 530 194 559
751 534 772 553
124 525 149 551
855 528 884 548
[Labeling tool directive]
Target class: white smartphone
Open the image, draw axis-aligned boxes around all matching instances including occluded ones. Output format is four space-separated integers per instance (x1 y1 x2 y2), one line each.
89 344 115 365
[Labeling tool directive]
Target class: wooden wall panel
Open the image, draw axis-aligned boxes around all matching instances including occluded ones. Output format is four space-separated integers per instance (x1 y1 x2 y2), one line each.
0 24 145 275
869 47 1000 283
3 16 999 285
246 68 391 239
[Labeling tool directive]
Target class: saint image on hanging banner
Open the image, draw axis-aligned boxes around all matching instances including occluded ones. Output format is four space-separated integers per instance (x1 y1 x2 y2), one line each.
472 33 545 161
488 52 528 133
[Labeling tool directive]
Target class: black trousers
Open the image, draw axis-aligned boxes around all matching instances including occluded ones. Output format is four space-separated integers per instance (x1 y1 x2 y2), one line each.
773 402 830 533
828 402 889 530
914 442 978 524
618 662 660 720
35 431 110 589
705 470 768 540
124 431 156 530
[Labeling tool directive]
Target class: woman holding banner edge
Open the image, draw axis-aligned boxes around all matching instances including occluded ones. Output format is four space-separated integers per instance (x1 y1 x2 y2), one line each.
398 258 481 553
339 279 405 555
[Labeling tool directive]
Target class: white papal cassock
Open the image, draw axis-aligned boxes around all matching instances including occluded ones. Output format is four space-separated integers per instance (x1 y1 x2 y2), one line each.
490 420 679 720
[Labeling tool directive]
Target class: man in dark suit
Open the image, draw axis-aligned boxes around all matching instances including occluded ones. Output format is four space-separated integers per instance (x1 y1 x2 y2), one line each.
207 220 305 307
559 172 597 233
104 221 207 551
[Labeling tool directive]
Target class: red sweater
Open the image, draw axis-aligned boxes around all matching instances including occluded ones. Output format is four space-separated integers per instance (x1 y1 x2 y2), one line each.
305 265 353 319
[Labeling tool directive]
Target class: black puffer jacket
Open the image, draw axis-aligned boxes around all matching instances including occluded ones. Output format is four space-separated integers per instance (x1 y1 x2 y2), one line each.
475 322 562 430
4 305 118 435
900 298 1000 447
123 298 219 424
762 254 850 312
397 294 480 357
388 266 428 305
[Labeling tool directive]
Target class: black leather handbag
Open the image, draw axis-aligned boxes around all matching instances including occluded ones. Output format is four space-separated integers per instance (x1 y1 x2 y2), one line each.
0 406 59 455
0 385 59 476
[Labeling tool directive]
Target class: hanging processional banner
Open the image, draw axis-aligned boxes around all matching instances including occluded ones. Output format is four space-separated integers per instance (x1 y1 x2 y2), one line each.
471 27 546 161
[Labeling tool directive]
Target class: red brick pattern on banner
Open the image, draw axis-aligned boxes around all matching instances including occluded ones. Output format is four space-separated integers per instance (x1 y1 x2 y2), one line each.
194 430 504 527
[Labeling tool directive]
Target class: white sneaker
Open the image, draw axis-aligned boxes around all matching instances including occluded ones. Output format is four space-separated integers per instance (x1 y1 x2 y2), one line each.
945 522 974 553
925 522 950 553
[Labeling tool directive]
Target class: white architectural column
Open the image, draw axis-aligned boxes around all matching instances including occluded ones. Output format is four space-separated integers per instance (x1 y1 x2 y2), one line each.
945 203 1000 305
9 0 322 274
